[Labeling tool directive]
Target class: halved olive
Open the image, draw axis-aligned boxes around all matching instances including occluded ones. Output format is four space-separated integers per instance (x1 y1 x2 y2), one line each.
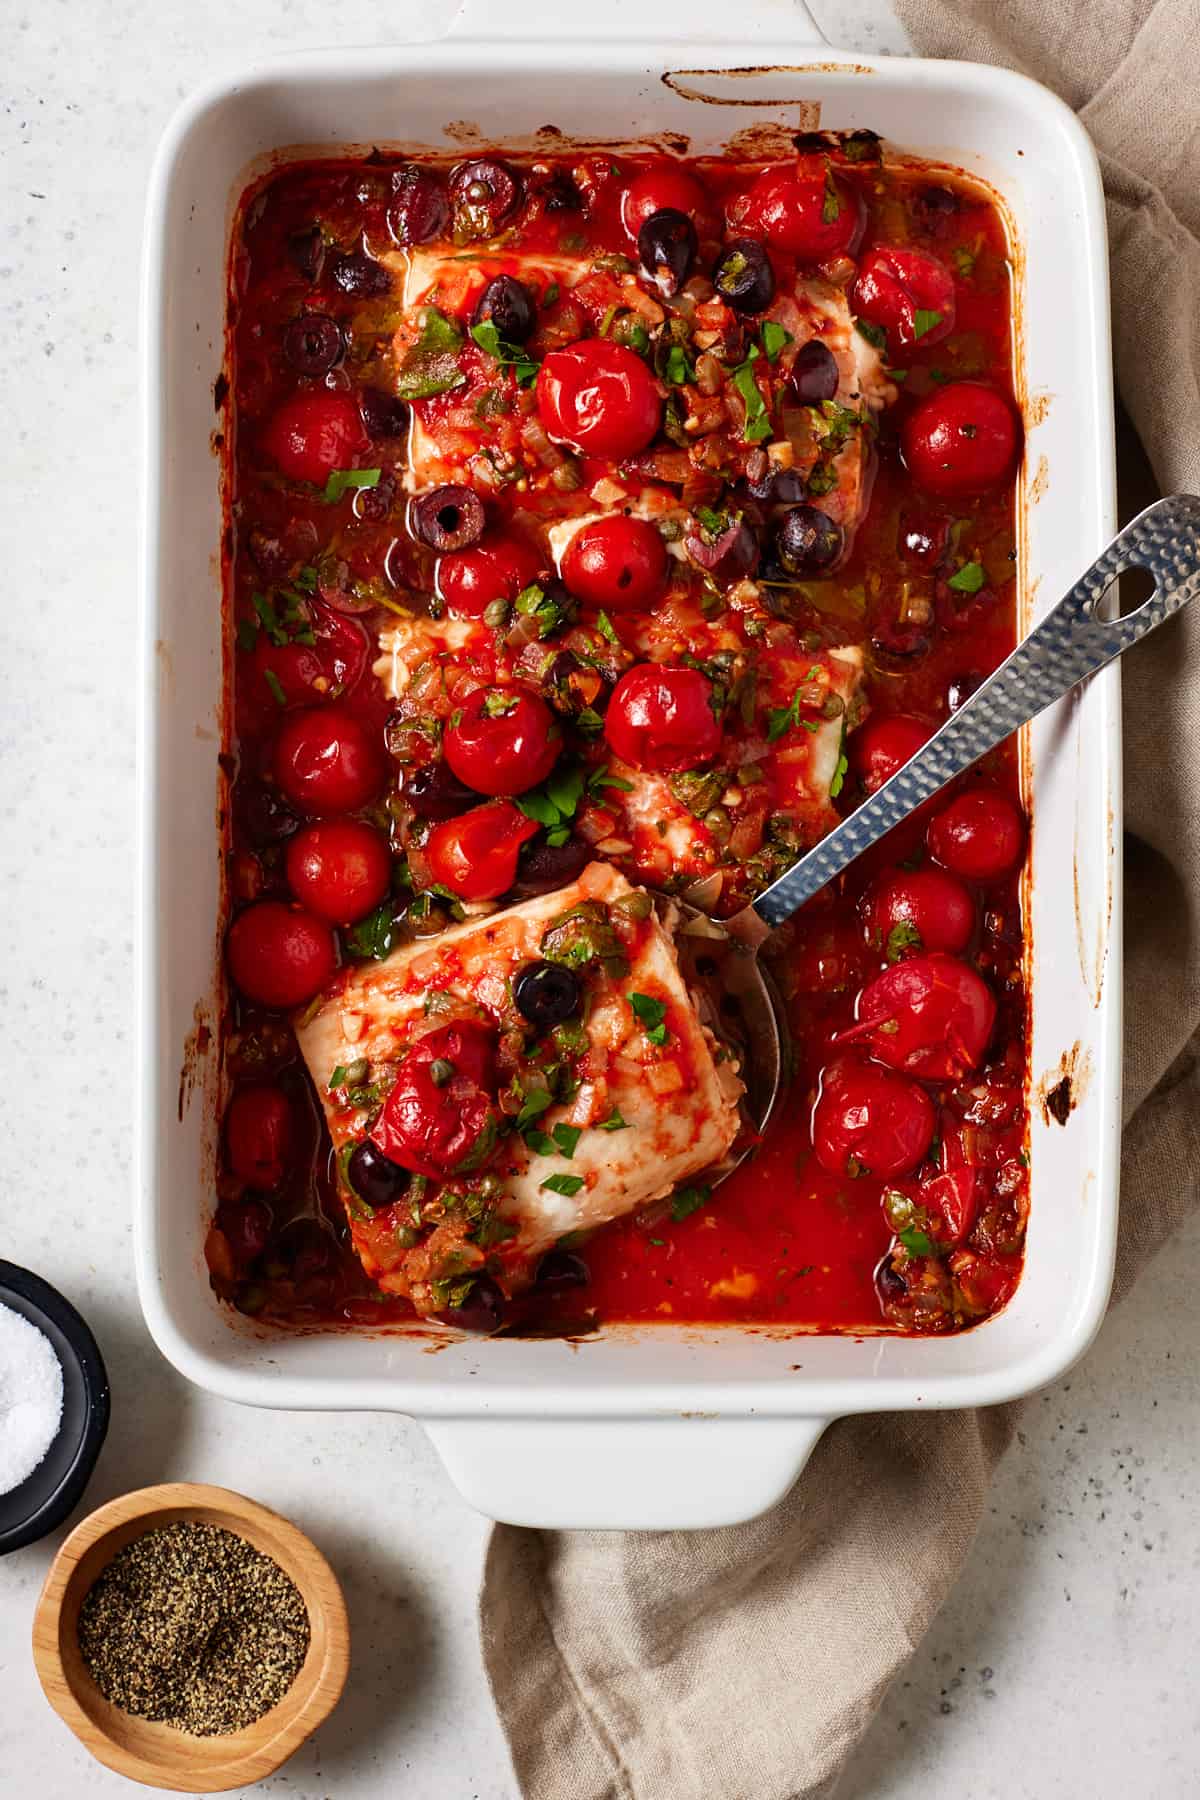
790 339 839 404
775 504 844 575
637 208 697 298
712 237 775 314
514 959 583 1029
282 313 344 376
330 251 391 298
347 1139 410 1208
450 158 521 238
473 274 536 344
389 166 450 245
410 484 486 553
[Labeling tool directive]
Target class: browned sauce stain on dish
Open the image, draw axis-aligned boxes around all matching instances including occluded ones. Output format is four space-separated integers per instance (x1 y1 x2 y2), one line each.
444 119 483 144
1073 732 1113 1008
726 122 809 159
213 370 229 411
1025 390 1052 428
1036 1041 1094 1128
1027 453 1050 506
179 1004 214 1122
534 125 566 141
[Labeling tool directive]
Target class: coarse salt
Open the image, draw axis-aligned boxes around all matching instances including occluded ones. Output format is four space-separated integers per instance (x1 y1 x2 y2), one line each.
0 1301 64 1495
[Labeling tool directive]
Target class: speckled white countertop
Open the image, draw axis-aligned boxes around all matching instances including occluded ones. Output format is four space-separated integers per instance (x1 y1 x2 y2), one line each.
2 2 1198 1795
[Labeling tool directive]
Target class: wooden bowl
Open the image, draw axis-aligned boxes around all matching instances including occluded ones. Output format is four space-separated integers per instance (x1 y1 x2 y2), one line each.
31 1482 350 1794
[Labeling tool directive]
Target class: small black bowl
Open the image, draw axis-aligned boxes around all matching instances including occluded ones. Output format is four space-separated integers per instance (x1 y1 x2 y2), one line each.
0 1262 109 1555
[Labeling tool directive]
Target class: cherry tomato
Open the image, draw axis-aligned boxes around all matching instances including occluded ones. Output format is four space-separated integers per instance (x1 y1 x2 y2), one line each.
852 245 956 351
864 867 975 956
921 1165 979 1244
226 900 336 1009
537 340 662 459
621 163 709 239
273 705 382 817
561 513 668 610
735 159 864 260
927 788 1026 883
436 535 542 619
951 1248 1019 1315
284 819 392 924
841 952 997 1080
245 602 370 713
424 801 539 900
812 1055 935 1179
443 687 560 797
226 1085 292 1191
260 390 368 485
604 663 722 773
902 382 1021 499
852 714 930 792
371 1021 498 1178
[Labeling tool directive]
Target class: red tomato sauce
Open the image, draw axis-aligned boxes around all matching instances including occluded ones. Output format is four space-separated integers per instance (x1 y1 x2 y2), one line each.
214 138 1027 1338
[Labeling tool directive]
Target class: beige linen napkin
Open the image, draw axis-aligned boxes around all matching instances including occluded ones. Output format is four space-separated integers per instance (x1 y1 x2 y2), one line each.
480 5 1200 1793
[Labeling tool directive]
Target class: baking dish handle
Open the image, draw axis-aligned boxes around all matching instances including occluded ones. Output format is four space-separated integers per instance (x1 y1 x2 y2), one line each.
423 1415 828 1529
446 0 827 48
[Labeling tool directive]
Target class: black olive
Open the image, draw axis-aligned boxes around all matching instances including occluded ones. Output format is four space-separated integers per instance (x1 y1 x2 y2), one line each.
684 516 759 586
235 780 298 846
743 466 808 506
440 1274 507 1334
388 166 450 245
330 251 391 298
534 1250 590 1293
410 484 486 553
637 208 697 297
282 313 344 376
514 835 591 895
876 1253 908 1304
775 505 844 575
514 960 583 1029
530 168 584 213
914 184 960 227
347 1139 410 1208
789 338 840 404
359 386 409 441
712 237 775 314
403 762 478 820
473 274 537 344
450 158 521 237
286 226 325 282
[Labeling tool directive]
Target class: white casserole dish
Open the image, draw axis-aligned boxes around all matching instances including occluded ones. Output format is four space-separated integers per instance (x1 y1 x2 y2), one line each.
136 0 1119 1529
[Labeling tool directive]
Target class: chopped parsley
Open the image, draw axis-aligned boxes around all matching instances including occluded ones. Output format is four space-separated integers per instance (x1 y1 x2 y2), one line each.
320 467 381 505
512 580 574 640
627 991 668 1045
671 1183 711 1222
344 901 397 961
729 344 773 443
898 1225 936 1256
766 687 821 743
760 320 792 363
663 343 695 386
262 669 287 708
855 317 887 352
886 921 923 962
912 308 944 341
552 1122 582 1159
470 318 541 387
517 762 586 846
597 1108 629 1132
595 609 620 644
821 163 841 224
541 1172 585 1198
394 306 466 400
947 560 986 593
829 726 849 799
516 1086 555 1130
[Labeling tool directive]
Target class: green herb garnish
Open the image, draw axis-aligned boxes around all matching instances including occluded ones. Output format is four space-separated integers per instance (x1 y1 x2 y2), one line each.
898 1226 936 1256
947 561 986 594
541 1173 585 1198
551 1122 582 1159
627 991 668 1045
263 669 287 708
394 306 466 400
761 320 792 363
855 317 887 352
912 309 943 341
597 1108 629 1132
321 467 382 505
886 922 923 962
518 762 586 847
470 318 541 387
671 1183 711 1222
729 344 772 444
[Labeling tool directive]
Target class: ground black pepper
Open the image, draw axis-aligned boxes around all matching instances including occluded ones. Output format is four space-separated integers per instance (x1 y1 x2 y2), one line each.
76 1520 310 1735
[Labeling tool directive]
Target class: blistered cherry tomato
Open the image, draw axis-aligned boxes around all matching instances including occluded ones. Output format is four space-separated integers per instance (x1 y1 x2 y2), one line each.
226 900 336 1009
284 819 392 924
443 687 561 797
424 801 539 900
561 513 668 610
371 1021 498 1178
852 714 930 792
621 163 709 239
246 603 370 712
604 663 722 773
436 536 542 619
927 788 1026 883
902 381 1021 499
736 160 863 260
852 245 956 351
843 952 997 1080
273 705 382 817
537 340 662 459
812 1055 935 1179
226 1085 291 1190
260 390 368 485
865 867 975 956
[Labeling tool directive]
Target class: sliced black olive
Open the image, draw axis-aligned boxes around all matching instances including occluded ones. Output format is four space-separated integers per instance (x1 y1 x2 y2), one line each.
359 386 409 441
789 339 840 404
235 779 298 846
534 1250 590 1293
712 237 775 314
286 226 326 282
330 251 391 298
403 761 478 820
637 208 697 298
282 313 344 377
450 158 521 238
514 960 583 1029
388 166 450 245
684 516 759 586
876 1253 908 1304
775 505 844 575
473 274 537 344
347 1139 410 1208
514 835 592 895
440 1274 507 1334
532 168 584 212
410 484 486 553
743 466 808 506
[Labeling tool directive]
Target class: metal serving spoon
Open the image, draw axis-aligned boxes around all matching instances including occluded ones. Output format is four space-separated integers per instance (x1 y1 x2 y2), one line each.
680 492 1200 1170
